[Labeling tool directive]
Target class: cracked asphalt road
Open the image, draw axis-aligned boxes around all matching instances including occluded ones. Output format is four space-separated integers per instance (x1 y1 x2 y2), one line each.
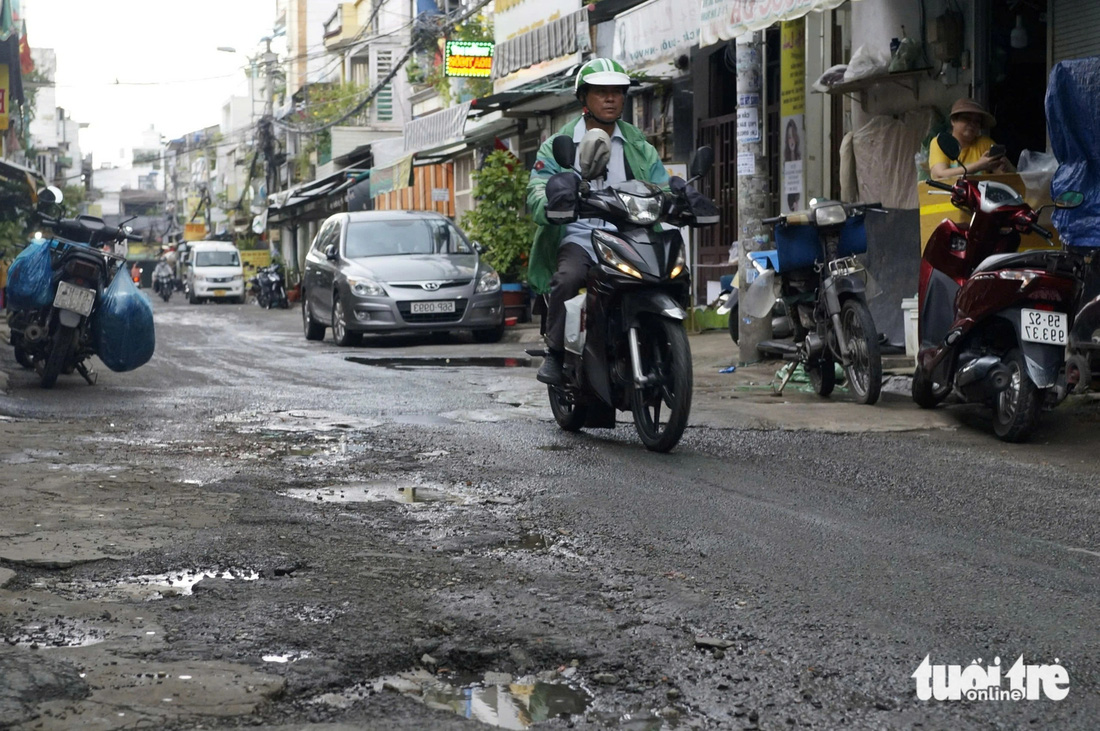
0 298 1097 730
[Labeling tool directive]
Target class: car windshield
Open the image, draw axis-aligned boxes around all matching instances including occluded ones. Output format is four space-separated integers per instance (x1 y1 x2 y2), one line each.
195 251 240 267
344 218 473 258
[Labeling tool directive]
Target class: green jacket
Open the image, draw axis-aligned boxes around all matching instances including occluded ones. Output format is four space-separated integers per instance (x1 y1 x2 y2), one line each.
526 118 669 294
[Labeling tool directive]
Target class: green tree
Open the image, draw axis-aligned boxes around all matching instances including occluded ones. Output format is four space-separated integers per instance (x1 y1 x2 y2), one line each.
460 150 534 282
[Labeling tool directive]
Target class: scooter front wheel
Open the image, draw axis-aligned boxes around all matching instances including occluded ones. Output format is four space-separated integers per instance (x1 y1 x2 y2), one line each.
993 348 1043 442
912 365 949 408
548 384 587 432
839 299 882 405
630 317 693 452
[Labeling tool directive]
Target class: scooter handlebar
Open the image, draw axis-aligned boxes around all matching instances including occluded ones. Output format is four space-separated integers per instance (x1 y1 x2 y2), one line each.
926 179 955 192
1030 222 1054 239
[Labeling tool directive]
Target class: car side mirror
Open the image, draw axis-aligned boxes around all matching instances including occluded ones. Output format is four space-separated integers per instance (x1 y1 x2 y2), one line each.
689 146 714 179
325 244 339 261
472 240 486 254
551 135 576 169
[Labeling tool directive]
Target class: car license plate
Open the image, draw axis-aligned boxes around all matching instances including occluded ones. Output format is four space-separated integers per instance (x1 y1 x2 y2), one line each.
53 281 95 317
411 301 455 314
213 289 227 297
1022 308 1067 346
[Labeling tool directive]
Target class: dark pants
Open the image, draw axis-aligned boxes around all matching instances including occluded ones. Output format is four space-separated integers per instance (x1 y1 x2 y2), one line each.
546 242 593 352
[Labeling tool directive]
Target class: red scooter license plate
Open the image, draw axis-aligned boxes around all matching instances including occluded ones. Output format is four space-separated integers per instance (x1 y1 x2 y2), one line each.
1022 308 1067 346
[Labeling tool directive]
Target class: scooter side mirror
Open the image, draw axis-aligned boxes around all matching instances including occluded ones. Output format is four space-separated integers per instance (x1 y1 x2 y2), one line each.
1054 190 1084 209
689 146 714 179
551 135 576 170
936 132 961 162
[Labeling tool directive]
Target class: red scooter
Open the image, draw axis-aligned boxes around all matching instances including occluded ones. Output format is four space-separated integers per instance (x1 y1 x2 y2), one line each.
913 132 1085 442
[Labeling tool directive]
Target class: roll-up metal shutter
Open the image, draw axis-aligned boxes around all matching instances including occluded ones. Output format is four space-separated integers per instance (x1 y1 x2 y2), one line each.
1052 0 1100 64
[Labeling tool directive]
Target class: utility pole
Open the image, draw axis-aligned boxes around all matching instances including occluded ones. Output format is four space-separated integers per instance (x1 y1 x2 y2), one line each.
735 31 771 364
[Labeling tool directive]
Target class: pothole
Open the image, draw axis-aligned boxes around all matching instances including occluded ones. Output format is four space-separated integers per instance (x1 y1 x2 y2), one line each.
214 410 382 433
314 668 590 728
34 568 259 601
262 651 312 663
346 355 534 369
5 617 108 648
280 482 469 505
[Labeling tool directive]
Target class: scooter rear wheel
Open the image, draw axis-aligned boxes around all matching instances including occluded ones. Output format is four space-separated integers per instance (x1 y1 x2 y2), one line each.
630 317 693 452
993 348 1043 442
912 365 949 408
40 325 75 389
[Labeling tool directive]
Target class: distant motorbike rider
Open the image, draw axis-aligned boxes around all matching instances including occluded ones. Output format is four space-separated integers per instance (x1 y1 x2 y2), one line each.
152 258 173 294
527 58 669 385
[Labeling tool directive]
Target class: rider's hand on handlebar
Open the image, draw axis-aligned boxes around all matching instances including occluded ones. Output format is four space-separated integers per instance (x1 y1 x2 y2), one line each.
545 171 580 223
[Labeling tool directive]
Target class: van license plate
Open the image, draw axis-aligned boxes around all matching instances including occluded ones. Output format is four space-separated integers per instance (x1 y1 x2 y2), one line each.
53 281 95 317
411 301 455 314
1022 309 1067 345
213 289 227 297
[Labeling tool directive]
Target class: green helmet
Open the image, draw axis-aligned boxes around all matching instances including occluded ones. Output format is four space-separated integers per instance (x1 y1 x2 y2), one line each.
574 58 631 99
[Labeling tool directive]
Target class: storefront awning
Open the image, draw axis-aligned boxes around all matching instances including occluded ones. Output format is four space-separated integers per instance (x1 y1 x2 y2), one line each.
700 0 862 47
404 101 473 155
493 7 590 81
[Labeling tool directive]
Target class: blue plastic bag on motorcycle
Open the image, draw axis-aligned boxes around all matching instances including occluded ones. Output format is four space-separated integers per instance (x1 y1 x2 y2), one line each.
6 240 55 311
1046 57 1100 247
92 267 155 372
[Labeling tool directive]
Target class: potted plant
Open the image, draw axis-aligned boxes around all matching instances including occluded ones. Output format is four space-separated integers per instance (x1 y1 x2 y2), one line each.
460 149 536 321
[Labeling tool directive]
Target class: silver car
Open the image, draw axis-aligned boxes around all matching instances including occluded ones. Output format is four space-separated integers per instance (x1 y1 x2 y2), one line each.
301 211 504 345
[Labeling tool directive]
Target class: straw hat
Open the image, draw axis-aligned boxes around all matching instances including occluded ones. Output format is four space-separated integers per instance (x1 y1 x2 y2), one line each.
950 98 996 129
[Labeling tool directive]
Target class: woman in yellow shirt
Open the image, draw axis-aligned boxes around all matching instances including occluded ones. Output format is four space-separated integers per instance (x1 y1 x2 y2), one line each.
930 98 1014 178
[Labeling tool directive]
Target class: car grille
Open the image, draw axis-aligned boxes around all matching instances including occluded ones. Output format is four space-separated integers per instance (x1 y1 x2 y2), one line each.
388 280 471 290
398 298 468 323
207 276 237 284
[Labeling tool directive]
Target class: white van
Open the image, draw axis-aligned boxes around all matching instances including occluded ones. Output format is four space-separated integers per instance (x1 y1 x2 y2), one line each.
184 241 245 304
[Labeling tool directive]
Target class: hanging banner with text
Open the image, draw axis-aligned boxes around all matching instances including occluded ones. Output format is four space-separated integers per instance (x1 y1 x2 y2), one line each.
779 18 805 215
445 41 494 78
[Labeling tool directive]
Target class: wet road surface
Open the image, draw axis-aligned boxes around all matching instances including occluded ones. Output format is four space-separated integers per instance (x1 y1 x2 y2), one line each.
0 297 1097 729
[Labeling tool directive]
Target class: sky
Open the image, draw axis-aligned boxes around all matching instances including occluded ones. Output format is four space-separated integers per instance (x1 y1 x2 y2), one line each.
27 0 279 168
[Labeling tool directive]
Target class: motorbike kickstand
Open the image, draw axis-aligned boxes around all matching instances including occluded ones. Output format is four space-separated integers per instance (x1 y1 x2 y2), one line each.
75 362 98 385
772 361 798 396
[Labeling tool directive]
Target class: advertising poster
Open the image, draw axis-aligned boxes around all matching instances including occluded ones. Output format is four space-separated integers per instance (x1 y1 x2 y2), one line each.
779 19 805 215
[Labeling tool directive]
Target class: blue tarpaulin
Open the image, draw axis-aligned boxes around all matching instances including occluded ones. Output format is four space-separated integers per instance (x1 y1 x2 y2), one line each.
1047 57 1100 247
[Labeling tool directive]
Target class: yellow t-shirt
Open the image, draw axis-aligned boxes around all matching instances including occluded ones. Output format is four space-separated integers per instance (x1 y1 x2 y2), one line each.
929 135 995 175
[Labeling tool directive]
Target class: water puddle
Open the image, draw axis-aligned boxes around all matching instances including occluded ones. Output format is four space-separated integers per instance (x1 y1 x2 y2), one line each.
34 568 259 601
215 409 382 433
262 651 312 663
280 481 467 505
510 534 551 550
317 669 589 728
347 355 533 369
5 617 107 648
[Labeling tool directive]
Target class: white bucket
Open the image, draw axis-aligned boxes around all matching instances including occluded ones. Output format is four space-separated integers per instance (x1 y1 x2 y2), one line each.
901 296 919 361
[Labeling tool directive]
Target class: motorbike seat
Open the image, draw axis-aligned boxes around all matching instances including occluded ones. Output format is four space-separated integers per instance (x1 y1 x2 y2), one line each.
972 250 1066 275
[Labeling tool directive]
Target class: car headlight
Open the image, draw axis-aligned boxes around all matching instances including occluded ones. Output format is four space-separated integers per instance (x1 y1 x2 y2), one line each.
476 269 501 293
616 191 662 225
594 235 643 279
193 275 206 282
231 275 243 282
347 277 386 296
669 245 687 279
812 202 847 226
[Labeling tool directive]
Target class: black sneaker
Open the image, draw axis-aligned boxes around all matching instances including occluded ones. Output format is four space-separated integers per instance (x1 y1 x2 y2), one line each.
536 350 564 385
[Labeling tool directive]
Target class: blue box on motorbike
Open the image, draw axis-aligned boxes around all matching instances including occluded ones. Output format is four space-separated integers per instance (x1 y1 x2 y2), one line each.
773 216 867 273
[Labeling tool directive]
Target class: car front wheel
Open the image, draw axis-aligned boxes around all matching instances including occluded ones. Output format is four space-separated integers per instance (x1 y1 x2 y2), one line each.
331 295 362 346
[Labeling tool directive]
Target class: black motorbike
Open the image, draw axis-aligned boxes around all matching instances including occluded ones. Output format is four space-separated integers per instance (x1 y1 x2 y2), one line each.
8 189 140 388
527 132 718 452
255 264 289 309
755 199 886 405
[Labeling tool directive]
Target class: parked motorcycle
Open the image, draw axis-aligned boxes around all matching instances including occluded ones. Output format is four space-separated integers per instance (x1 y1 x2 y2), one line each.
715 270 791 345
752 198 886 405
526 131 718 452
254 264 289 309
7 189 143 388
913 131 1084 441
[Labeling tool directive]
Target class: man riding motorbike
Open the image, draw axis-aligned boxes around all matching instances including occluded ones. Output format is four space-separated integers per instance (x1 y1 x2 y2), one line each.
528 57 670 385
152 257 174 296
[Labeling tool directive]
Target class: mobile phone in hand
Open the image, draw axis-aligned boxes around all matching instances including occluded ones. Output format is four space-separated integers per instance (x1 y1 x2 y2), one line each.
989 144 1006 158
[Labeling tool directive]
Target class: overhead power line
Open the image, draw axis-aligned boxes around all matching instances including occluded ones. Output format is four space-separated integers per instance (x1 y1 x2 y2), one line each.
273 0 493 135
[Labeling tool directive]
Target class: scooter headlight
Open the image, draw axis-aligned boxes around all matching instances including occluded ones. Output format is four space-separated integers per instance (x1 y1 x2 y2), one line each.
593 233 643 279
616 191 662 225
812 203 847 227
